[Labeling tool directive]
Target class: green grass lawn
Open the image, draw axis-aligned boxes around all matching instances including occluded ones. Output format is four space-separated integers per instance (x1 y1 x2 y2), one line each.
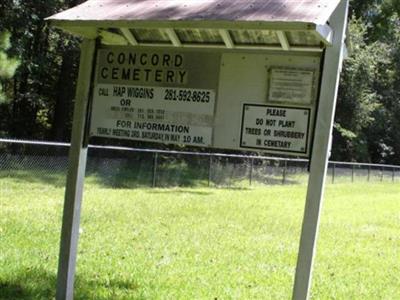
0 177 399 299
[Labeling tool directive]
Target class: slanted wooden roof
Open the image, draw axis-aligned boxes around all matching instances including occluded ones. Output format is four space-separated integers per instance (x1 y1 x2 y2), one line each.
47 0 341 52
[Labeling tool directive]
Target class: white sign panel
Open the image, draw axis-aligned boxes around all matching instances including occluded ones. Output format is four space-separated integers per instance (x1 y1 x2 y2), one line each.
240 104 311 154
90 48 221 146
268 68 315 104
89 47 322 157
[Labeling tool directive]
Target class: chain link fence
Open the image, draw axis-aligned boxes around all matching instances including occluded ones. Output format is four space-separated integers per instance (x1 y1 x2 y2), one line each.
0 138 399 189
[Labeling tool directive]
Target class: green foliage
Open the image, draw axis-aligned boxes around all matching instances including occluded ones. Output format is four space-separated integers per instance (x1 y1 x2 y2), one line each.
0 0 81 139
331 1 400 163
0 31 20 103
334 17 384 161
0 0 399 163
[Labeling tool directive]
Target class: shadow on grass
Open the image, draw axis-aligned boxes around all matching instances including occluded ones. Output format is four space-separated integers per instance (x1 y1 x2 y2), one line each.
1 164 304 191
0 170 67 188
1 168 210 189
0 268 139 300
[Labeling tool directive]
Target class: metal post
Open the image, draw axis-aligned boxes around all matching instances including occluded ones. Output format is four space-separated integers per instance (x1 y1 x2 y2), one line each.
331 163 335 184
56 39 96 300
229 161 235 187
249 157 254 186
292 1 348 300
392 168 395 182
282 160 287 185
351 164 355 182
152 152 158 187
367 165 371 182
208 155 213 187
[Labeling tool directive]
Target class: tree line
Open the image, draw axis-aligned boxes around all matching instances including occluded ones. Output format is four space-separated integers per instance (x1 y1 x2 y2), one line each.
0 0 399 164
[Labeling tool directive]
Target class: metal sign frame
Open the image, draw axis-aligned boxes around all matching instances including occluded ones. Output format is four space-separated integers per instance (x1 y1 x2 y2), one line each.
54 1 349 299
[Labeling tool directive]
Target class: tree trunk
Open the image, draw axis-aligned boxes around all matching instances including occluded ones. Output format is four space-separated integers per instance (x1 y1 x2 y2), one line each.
51 49 79 141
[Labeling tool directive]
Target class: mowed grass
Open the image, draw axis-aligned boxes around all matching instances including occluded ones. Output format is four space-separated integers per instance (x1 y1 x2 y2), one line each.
0 176 399 299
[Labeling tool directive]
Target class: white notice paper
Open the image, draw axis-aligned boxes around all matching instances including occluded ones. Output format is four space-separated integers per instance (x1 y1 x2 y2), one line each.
268 68 314 104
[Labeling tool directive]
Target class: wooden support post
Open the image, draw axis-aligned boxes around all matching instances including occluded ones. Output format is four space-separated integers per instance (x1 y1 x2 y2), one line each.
276 31 291 51
165 28 182 47
56 39 96 300
120 28 138 46
292 1 349 300
219 29 234 49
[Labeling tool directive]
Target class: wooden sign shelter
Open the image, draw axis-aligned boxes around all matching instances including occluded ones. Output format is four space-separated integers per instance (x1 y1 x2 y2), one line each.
47 1 349 299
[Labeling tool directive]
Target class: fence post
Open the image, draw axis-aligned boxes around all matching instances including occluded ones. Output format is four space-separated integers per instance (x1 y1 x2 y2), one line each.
282 160 287 185
152 152 158 187
367 165 371 182
249 157 254 186
331 163 335 184
208 155 212 187
351 164 355 182
392 167 395 183
381 166 384 182
229 161 235 188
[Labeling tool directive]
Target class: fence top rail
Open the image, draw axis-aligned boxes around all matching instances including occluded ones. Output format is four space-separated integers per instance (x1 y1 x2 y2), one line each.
1 138 400 168
329 160 400 169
